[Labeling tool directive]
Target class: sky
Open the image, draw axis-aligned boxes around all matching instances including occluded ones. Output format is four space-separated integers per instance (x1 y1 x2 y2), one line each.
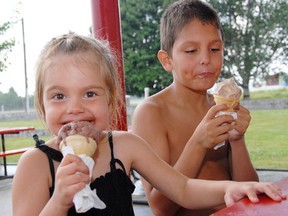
0 0 92 97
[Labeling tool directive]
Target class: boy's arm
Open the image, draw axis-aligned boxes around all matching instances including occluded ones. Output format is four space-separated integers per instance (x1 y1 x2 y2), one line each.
228 105 259 181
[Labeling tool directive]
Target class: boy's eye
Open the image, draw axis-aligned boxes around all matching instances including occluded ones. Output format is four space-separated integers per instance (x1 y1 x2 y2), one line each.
185 49 197 54
52 93 65 100
211 48 220 52
85 91 97 98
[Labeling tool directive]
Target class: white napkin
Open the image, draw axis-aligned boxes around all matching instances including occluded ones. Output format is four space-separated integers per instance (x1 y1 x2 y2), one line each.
214 111 237 150
62 146 106 212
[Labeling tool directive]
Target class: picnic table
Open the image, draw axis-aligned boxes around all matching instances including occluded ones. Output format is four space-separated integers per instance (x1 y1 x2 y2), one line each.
211 177 288 216
0 127 35 179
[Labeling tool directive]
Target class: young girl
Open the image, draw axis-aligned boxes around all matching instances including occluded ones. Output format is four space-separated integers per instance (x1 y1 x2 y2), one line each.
12 33 284 216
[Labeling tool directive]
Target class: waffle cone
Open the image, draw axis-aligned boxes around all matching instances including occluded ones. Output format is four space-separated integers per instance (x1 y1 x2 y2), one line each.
214 95 239 112
60 134 97 157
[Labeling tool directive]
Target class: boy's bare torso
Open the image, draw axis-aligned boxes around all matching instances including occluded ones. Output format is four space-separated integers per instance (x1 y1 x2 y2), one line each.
138 86 230 215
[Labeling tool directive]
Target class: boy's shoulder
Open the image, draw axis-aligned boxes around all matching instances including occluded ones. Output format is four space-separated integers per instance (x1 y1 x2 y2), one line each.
135 89 171 115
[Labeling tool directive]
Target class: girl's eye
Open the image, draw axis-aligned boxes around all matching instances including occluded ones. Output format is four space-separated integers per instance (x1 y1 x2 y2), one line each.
52 93 65 100
85 91 97 98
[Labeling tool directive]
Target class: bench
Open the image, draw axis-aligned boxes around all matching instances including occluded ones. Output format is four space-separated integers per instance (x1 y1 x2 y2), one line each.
0 147 31 157
0 147 32 179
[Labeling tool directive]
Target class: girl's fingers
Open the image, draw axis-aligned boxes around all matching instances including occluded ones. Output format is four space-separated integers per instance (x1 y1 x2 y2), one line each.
257 183 285 201
224 182 286 208
60 154 90 175
56 154 91 187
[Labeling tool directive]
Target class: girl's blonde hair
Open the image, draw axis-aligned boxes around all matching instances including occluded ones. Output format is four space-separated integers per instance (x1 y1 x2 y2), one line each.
34 32 124 130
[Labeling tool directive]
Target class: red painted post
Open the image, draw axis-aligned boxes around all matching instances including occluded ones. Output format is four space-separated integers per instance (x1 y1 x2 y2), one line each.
90 0 127 131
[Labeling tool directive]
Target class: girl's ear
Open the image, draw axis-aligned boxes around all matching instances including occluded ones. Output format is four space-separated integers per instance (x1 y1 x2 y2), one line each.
157 50 173 72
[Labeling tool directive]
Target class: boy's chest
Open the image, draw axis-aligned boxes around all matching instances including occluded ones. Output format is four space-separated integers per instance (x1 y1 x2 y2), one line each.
165 108 230 176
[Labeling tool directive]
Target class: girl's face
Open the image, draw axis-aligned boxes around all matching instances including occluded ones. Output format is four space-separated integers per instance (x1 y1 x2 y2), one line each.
170 19 223 92
42 54 111 136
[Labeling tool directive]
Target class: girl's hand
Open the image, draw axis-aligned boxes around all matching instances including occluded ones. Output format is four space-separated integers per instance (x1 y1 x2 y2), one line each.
51 154 91 211
228 105 251 142
193 104 235 149
224 181 285 207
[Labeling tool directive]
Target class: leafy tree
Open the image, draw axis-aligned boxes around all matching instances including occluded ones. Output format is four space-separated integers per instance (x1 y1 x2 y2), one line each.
120 0 288 99
208 0 288 99
0 88 34 111
120 0 173 96
0 21 15 73
0 87 21 110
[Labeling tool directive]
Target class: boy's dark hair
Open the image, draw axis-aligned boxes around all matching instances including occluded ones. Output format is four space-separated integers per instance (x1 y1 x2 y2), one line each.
160 0 224 55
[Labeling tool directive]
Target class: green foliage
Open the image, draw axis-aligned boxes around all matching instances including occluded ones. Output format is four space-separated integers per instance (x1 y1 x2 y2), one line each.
120 0 173 96
208 0 288 99
121 0 288 98
0 21 15 73
0 87 34 111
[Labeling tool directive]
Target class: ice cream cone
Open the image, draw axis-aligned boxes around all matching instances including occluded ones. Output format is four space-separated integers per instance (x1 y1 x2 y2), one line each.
60 134 97 157
213 95 240 112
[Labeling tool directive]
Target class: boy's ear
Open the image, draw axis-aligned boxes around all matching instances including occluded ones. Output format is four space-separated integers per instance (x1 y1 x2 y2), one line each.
157 50 173 72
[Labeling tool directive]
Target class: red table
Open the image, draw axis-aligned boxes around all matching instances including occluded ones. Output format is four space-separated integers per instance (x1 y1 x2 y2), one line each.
211 177 288 216
0 127 35 178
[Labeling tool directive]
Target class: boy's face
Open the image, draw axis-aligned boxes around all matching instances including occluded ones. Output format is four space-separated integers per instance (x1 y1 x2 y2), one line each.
42 54 111 136
169 19 223 91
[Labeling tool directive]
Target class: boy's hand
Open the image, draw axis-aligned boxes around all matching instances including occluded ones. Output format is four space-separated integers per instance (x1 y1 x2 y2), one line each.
193 104 235 149
228 105 251 142
224 181 285 207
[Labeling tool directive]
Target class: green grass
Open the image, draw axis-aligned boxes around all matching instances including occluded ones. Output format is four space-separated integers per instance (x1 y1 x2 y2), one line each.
1 110 287 169
250 88 288 99
0 119 51 163
0 119 45 129
246 109 288 169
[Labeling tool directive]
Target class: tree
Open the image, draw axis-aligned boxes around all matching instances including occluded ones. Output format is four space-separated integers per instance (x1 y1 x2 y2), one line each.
208 0 288 99
121 0 288 98
120 0 173 96
0 21 15 73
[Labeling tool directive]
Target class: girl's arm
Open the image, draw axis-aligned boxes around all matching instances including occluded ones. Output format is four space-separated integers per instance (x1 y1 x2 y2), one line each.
132 102 235 215
127 133 284 211
12 148 90 216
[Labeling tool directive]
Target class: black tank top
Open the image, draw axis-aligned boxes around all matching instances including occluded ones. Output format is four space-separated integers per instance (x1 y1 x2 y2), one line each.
36 131 135 216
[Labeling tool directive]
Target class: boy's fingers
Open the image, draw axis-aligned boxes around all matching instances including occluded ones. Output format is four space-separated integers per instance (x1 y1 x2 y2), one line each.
206 104 229 119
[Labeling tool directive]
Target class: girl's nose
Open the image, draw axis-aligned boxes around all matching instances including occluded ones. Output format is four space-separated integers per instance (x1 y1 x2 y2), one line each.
66 98 85 114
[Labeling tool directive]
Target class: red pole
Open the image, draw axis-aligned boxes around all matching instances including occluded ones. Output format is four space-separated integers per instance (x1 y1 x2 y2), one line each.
91 0 127 131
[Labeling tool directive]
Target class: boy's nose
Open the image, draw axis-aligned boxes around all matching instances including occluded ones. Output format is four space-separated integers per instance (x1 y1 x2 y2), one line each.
200 52 210 65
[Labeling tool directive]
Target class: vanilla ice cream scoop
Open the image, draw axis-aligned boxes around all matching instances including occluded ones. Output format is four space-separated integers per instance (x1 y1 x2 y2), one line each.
213 78 242 112
59 134 97 157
